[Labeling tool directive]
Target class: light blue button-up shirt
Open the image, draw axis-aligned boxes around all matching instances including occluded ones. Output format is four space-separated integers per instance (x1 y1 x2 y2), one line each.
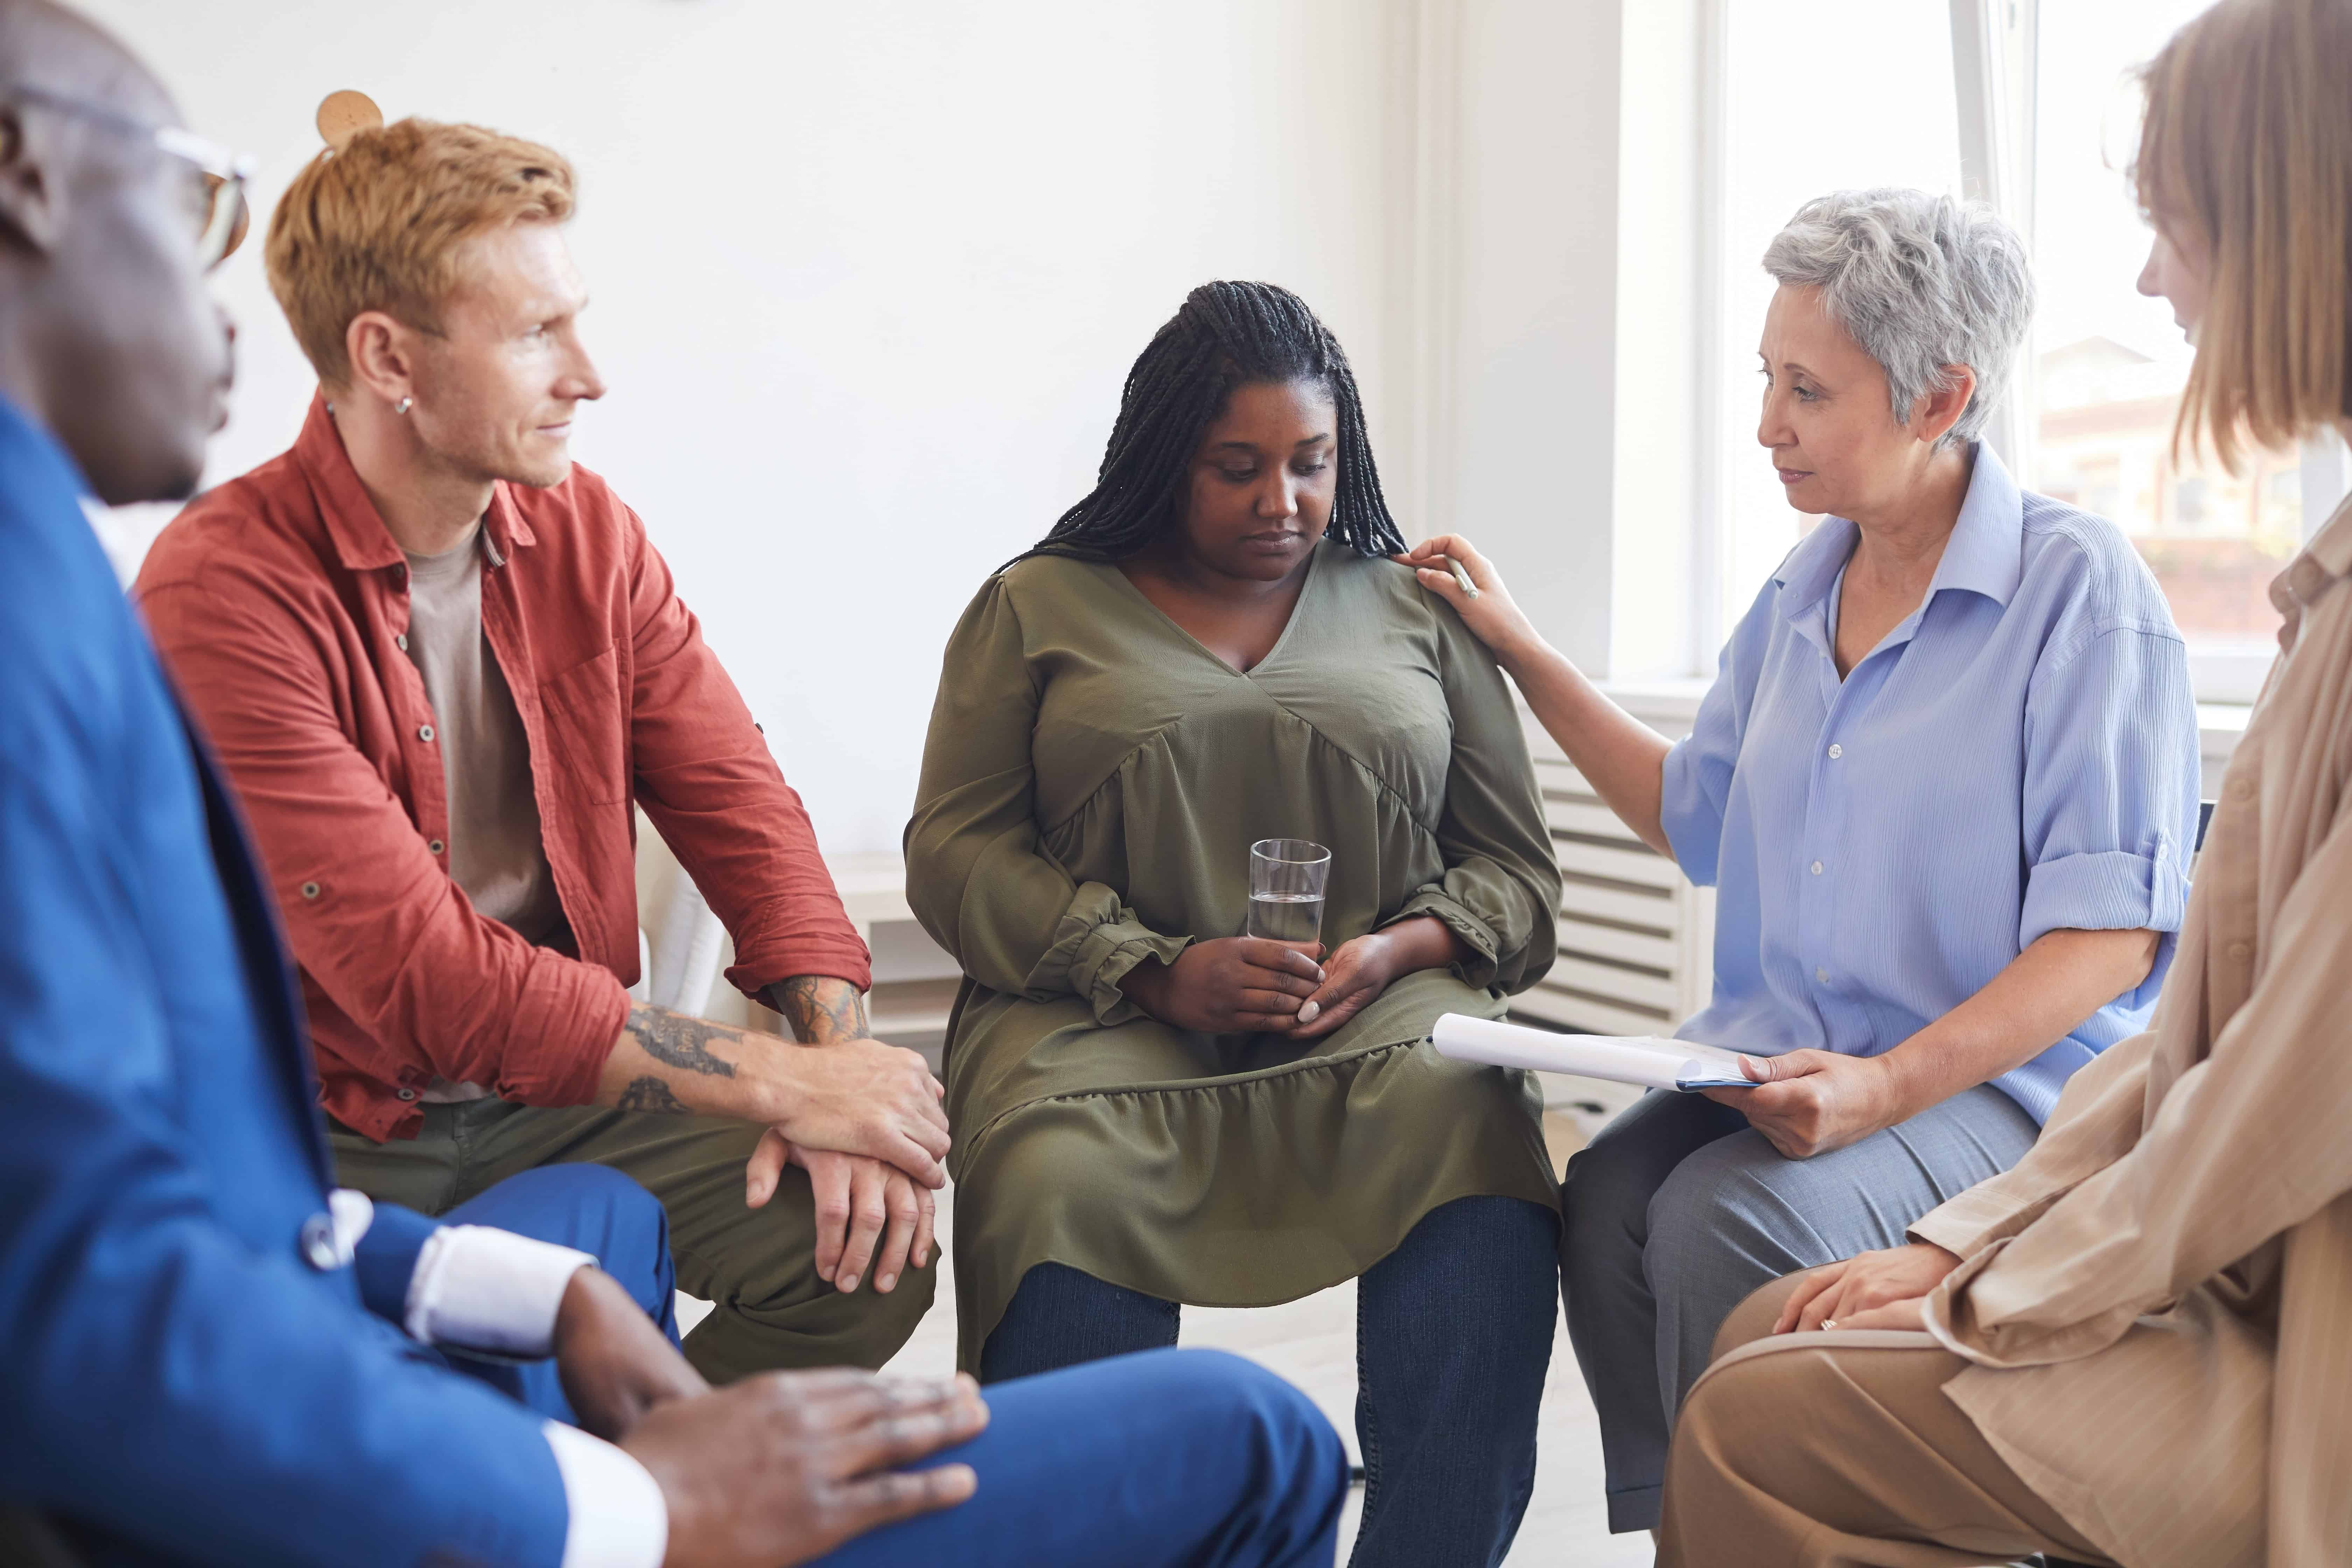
1659 444 2199 1122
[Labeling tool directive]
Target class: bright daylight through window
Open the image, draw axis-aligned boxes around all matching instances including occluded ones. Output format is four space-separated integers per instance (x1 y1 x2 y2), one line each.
1707 0 2351 699
1714 0 1959 639
2027 0 2307 676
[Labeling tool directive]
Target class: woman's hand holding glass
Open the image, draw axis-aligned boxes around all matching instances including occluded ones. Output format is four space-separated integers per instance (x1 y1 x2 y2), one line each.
1771 1242 1963 1336
1118 939 1327 1034
1700 1048 1912 1159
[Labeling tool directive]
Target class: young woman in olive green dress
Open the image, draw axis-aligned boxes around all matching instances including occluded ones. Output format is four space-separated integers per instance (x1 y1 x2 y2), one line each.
906 281 1561 1566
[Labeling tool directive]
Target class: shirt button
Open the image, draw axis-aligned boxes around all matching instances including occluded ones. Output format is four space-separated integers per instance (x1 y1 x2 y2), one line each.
1827 744 1843 760
396 1087 419 1101
1815 966 1829 983
427 839 445 855
1810 860 1825 875
300 881 321 899
418 723 435 742
299 1213 341 1270
395 633 409 652
2228 940 2252 961
2232 778 2254 800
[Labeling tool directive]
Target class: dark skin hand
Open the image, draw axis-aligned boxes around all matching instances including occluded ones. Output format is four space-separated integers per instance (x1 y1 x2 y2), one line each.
1286 916 1465 1040
1119 938 1327 1033
552 1265 709 1441
622 1368 987 1568
1114 378 1470 1035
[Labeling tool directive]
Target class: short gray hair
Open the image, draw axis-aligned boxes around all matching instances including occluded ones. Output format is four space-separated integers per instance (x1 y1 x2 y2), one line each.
1761 189 2034 448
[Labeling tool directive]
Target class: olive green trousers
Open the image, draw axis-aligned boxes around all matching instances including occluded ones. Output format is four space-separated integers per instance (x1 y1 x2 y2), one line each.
329 1098 934 1384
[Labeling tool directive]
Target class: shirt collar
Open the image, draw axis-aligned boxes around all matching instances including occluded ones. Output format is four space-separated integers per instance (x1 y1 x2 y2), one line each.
293 392 536 572
1774 441 2023 623
2268 486 2352 645
2301 486 2352 580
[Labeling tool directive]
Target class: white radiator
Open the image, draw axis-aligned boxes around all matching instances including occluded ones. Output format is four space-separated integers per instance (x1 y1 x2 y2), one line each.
1511 699 1717 1125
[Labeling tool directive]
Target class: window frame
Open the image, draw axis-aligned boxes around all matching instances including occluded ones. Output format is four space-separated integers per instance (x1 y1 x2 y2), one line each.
1667 0 2347 704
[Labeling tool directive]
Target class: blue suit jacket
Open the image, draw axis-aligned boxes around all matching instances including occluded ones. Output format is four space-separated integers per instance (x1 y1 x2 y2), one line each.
0 398 571 1567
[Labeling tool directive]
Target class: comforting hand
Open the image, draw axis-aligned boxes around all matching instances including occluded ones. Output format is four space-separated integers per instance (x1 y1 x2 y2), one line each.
1773 1244 1962 1335
1118 938 1325 1033
1700 1049 1910 1159
623 1369 987 1568
553 1266 709 1442
1393 534 1544 667
758 1039 951 1189
745 1144 933 1297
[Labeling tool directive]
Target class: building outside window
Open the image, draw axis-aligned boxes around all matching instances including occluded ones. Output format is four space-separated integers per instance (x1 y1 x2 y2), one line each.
1695 0 2348 700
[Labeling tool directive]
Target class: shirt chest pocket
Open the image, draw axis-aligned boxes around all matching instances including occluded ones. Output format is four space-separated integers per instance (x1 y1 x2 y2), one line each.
536 644 630 805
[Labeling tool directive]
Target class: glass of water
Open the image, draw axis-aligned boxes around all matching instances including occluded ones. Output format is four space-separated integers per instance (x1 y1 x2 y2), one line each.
1247 838 1332 950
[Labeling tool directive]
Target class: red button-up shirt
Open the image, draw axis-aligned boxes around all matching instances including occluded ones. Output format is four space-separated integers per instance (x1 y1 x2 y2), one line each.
135 396 869 1141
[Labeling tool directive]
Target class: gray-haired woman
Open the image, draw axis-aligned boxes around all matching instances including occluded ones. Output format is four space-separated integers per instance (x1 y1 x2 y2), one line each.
1402 188 2201 1535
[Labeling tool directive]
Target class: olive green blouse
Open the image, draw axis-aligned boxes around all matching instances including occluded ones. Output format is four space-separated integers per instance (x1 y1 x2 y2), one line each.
906 541 1562 1370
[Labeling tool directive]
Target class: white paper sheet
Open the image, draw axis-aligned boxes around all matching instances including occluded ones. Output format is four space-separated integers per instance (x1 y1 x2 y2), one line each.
1429 1015 1757 1091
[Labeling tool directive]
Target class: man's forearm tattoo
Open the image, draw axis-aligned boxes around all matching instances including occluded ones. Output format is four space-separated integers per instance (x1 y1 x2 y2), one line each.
625 1002 737 1076
770 975 870 1044
616 1075 689 1114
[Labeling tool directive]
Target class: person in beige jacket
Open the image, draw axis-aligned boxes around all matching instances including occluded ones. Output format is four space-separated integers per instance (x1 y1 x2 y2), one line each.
1658 1 2352 1564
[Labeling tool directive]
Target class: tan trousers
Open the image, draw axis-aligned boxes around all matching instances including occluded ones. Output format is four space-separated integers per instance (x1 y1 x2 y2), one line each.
1658 1273 2120 1568
331 1097 934 1384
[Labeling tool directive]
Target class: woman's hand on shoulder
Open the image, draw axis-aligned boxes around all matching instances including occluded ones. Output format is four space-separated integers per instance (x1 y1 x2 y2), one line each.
1118 939 1325 1034
1393 534 1544 670
1700 1049 1913 1159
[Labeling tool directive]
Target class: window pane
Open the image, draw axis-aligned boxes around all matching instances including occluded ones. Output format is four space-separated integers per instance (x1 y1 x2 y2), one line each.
2029 0 2296 652
1715 0 1961 635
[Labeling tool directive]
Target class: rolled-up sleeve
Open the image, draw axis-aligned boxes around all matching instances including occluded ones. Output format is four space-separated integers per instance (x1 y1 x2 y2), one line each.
2019 624 2197 1000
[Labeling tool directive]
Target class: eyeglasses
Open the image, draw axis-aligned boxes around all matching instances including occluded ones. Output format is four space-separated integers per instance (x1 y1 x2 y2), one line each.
0 82 255 270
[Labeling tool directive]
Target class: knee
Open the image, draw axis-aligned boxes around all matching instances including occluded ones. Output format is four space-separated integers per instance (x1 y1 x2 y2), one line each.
1708 1273 1812 1365
1672 1350 1775 1476
1642 1153 1783 1298
469 1164 671 1276
562 1166 675 1308
854 1255 938 1335
1560 1130 1666 1252
1158 1349 1348 1505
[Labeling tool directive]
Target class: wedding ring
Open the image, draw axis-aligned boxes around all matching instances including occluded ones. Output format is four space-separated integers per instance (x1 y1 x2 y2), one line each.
1820 1318 1837 1331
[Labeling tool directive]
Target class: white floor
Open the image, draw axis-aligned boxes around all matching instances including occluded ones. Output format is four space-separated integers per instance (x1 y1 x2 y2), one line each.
677 1114 1650 1566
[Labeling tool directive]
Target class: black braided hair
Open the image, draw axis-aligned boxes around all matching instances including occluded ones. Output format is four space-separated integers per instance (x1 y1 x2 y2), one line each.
1022 280 1404 563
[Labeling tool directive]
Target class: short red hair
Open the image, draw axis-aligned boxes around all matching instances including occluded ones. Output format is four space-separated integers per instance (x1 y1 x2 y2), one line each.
264 117 574 387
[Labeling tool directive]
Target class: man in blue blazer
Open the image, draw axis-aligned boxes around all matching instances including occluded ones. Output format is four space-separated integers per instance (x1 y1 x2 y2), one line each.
0 5 1348 1565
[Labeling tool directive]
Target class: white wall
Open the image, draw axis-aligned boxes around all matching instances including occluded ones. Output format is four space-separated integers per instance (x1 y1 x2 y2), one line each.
1436 0 1625 676
82 0 1418 852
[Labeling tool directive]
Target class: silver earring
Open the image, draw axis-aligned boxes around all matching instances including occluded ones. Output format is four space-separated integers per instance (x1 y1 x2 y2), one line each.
394 396 413 415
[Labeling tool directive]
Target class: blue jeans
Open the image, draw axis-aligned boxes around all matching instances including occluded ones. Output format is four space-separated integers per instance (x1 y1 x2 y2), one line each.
1559 1085 2038 1534
981 1195 1559 1568
457 1165 1350 1568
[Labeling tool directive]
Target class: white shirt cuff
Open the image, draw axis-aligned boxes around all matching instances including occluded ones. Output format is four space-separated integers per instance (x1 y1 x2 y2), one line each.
543 1421 669 1568
404 1224 595 1355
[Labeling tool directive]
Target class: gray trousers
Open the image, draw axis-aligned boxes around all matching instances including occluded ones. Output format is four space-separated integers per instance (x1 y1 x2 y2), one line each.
1559 1083 2038 1534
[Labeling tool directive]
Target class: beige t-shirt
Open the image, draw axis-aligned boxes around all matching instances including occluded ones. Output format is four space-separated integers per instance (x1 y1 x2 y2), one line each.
403 525 567 1100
